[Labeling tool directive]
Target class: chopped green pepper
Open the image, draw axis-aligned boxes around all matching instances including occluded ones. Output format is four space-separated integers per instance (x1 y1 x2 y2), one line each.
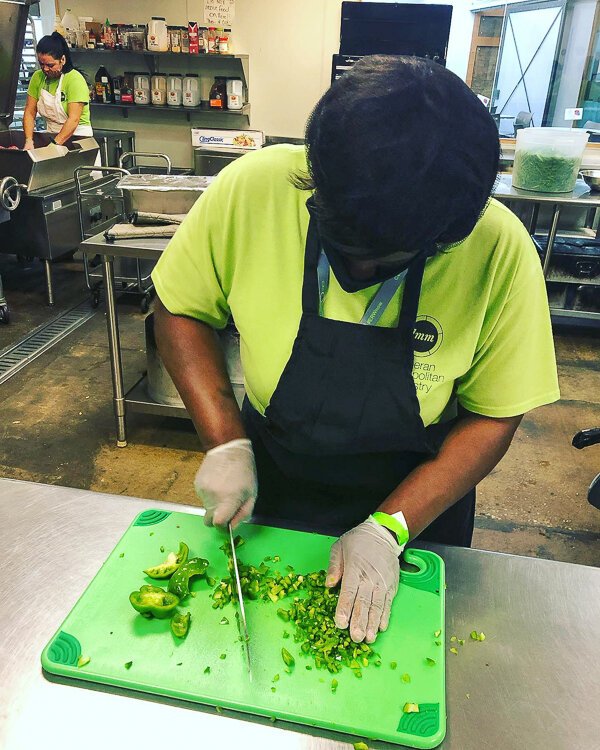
403 703 419 713
204 666 211 674
144 542 189 579
450 647 458 655
124 661 133 669
168 557 209 599
281 648 295 668
77 655 91 668
171 611 191 638
401 673 411 683
425 657 436 666
129 585 180 619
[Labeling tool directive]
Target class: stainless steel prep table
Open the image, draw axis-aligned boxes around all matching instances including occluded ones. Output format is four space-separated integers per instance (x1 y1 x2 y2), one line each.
1 477 599 750
80 232 172 446
494 174 600 324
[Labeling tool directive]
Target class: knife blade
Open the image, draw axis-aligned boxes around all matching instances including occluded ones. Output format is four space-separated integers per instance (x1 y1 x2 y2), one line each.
228 523 252 679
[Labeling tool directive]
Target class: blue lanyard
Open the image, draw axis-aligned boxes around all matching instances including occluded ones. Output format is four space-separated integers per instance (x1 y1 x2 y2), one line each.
316 251 407 326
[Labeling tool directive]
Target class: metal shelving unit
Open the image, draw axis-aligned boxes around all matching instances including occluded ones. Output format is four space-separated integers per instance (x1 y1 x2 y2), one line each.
11 15 39 130
89 101 250 122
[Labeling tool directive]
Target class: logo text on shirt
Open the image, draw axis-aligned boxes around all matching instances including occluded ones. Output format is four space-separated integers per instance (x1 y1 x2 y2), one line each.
413 315 443 357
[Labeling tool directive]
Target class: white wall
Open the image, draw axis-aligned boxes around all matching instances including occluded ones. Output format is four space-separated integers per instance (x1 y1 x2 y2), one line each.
53 0 476 165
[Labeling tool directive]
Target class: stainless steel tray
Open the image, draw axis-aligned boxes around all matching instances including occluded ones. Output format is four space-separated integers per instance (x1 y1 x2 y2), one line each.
117 174 213 214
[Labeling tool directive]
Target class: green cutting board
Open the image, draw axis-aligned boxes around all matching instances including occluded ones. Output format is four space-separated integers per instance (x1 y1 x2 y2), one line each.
42 509 446 748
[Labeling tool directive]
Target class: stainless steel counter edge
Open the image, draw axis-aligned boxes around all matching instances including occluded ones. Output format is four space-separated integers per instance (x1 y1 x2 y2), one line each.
1 478 599 750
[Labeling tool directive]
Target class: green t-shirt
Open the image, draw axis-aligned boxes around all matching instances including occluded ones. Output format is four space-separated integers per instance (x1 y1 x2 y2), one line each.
27 69 91 127
152 144 560 424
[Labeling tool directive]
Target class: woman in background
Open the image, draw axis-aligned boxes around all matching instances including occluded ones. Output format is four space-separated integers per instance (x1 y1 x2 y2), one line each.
23 31 92 149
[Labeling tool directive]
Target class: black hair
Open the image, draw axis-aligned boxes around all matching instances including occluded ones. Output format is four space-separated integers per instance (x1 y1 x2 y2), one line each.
36 32 74 73
299 55 500 257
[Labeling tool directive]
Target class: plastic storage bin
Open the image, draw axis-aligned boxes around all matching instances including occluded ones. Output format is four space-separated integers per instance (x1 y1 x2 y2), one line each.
512 127 589 193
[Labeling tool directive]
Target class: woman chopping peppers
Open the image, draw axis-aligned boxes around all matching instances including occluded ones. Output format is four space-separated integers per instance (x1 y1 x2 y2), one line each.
150 57 560 645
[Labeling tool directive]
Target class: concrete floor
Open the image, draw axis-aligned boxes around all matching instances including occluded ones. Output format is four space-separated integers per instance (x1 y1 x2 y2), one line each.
1 254 599 567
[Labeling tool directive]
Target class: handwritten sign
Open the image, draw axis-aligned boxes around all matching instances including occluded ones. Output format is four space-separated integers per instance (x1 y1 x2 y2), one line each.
204 0 235 26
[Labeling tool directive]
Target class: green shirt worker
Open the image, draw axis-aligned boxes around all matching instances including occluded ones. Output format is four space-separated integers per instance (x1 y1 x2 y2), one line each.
23 32 92 150
152 57 560 645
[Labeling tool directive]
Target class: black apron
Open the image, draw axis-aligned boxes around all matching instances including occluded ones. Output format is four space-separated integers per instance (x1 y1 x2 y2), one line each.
243 217 475 543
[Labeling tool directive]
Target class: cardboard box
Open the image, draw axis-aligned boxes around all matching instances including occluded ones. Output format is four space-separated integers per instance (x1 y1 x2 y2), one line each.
191 128 264 150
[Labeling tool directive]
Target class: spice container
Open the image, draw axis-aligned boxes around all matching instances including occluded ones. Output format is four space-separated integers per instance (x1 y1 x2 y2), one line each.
181 27 190 53
183 74 201 107
168 27 181 52
198 26 208 54
207 27 218 53
151 74 168 106
128 26 146 51
512 127 590 193
134 72 151 105
167 74 183 106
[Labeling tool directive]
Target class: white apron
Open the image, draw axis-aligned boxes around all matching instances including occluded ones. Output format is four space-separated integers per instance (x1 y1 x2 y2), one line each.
37 73 94 137
36 73 100 171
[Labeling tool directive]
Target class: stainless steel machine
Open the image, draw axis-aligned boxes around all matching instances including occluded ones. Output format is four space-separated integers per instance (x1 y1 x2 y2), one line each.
0 0 117 305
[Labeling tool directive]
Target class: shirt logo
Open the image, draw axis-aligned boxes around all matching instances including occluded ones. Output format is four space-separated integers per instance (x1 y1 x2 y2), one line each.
413 315 443 357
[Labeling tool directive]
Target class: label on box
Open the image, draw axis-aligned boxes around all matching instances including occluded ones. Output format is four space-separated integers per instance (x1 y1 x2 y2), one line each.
191 128 264 149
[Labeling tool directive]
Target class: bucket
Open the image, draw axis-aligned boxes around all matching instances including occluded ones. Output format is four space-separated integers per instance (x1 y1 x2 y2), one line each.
512 127 589 193
145 314 245 408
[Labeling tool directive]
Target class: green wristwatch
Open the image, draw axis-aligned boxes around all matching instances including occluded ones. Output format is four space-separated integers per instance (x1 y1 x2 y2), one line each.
372 511 410 547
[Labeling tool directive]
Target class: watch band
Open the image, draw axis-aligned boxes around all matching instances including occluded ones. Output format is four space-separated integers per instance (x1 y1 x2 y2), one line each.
372 511 410 546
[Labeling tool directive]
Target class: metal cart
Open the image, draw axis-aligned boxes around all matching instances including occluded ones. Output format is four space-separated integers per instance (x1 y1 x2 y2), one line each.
75 152 180 312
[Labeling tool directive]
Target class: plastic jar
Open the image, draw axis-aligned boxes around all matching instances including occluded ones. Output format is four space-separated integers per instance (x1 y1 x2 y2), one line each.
167 74 183 106
182 74 201 107
151 74 167 106
512 127 590 193
147 17 169 52
134 72 150 105
168 26 181 53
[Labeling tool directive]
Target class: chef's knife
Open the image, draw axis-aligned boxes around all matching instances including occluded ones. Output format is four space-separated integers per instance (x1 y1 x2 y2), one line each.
228 523 252 679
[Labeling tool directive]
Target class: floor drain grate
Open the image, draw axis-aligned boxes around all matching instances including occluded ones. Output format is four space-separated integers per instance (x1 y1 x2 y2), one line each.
0 300 97 385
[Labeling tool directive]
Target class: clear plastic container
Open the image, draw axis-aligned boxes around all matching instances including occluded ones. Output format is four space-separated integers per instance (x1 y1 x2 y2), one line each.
167 74 183 106
512 127 589 193
134 73 150 105
182 74 200 107
151 74 167 106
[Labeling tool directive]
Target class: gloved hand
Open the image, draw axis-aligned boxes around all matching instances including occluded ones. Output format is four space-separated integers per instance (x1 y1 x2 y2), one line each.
194 438 257 528
23 138 35 151
326 516 402 643
47 142 69 157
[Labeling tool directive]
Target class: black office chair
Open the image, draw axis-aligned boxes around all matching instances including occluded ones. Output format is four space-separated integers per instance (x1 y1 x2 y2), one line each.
583 120 600 143
572 429 600 508
513 111 533 137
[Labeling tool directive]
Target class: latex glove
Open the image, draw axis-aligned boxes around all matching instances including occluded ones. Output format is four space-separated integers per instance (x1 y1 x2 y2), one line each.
23 138 35 151
47 142 69 157
326 516 402 643
194 438 257 528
